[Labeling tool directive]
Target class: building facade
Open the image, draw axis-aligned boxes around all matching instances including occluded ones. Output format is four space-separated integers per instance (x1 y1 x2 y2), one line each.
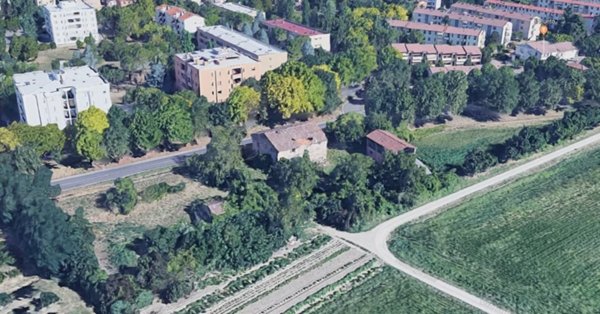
412 8 513 45
43 0 100 46
197 25 288 76
485 0 564 21
366 130 416 163
174 48 261 103
388 20 487 48
13 66 112 130
450 2 541 40
515 41 578 60
393 43 483 65
538 0 600 16
155 4 205 34
251 123 328 162
261 19 331 51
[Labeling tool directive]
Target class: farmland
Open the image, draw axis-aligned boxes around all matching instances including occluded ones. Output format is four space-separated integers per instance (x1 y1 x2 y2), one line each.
390 147 600 313
413 127 518 170
312 266 478 314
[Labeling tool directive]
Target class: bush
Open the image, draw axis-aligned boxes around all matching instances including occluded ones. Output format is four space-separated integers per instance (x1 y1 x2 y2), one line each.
105 178 138 214
140 182 186 203
0 293 12 306
161 280 193 303
33 291 59 310
134 290 154 309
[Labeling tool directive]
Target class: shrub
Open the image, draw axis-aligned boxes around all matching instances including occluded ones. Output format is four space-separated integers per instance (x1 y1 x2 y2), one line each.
462 105 501 122
161 280 193 303
140 182 186 203
0 293 12 306
105 178 138 214
134 290 154 309
33 291 59 310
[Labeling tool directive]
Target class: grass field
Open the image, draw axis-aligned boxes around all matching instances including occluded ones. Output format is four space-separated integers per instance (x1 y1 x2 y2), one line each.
314 267 478 314
390 147 600 313
413 127 518 170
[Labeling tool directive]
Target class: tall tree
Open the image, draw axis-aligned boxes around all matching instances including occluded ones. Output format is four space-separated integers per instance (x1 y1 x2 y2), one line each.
130 109 162 153
443 71 468 114
103 107 130 162
227 86 260 125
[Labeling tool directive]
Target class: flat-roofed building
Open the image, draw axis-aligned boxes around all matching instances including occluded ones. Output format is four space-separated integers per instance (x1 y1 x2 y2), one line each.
213 2 259 18
261 19 331 51
251 122 328 162
515 40 578 60
197 25 288 75
450 2 541 40
13 66 112 129
174 48 261 102
104 0 135 7
388 20 486 48
155 4 205 34
412 7 513 45
392 43 482 65
43 0 101 46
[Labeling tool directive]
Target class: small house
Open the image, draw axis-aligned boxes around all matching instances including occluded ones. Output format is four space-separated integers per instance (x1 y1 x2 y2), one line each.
366 129 416 163
251 122 328 162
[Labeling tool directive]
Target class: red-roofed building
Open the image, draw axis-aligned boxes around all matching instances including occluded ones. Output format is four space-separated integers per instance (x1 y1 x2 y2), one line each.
155 5 205 34
261 19 331 51
366 130 416 162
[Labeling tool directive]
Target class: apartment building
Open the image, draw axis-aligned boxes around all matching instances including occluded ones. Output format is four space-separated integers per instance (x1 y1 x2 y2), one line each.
104 0 135 7
261 19 331 51
412 7 513 45
516 40 578 60
37 0 56 6
197 25 288 75
450 2 541 40
174 48 261 103
392 43 482 65
538 0 600 16
388 20 486 48
13 66 112 129
155 5 205 34
43 0 101 46
428 0 442 9
485 0 564 21
213 2 259 18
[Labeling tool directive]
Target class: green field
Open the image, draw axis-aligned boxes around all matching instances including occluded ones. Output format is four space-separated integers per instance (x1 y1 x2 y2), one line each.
413 127 518 170
314 267 478 314
390 147 600 313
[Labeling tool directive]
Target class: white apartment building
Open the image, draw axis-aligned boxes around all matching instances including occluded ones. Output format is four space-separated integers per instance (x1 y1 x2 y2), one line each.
427 0 442 9
388 20 487 48
485 0 564 21
261 19 331 51
43 0 100 46
516 41 578 60
213 2 259 18
155 4 205 34
13 66 112 129
412 7 513 45
450 2 541 40
537 0 600 16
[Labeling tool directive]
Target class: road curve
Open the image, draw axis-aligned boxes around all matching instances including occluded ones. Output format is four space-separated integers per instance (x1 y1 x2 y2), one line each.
321 131 600 314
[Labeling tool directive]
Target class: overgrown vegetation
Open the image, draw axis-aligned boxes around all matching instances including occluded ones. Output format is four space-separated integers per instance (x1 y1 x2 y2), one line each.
391 146 600 313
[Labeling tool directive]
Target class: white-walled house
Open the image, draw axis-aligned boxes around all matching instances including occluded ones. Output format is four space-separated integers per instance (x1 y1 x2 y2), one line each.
516 41 578 61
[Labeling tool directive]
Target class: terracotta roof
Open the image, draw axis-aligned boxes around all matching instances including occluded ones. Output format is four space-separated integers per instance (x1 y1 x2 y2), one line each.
413 7 511 27
485 0 564 15
156 4 202 22
388 20 484 36
462 45 482 55
435 44 466 54
253 122 327 152
367 130 415 153
262 19 323 36
429 65 482 74
567 62 588 71
450 2 536 21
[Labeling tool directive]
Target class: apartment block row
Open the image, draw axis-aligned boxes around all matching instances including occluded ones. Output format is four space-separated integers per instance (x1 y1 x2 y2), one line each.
392 43 482 65
538 0 600 16
449 2 542 41
412 8 513 45
13 66 112 129
213 2 260 19
155 5 205 34
388 20 486 48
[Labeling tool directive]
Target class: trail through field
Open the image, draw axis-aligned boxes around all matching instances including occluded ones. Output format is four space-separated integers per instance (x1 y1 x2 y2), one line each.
320 130 600 314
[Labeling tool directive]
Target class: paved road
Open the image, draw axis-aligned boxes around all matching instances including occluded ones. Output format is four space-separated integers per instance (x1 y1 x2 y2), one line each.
321 131 600 314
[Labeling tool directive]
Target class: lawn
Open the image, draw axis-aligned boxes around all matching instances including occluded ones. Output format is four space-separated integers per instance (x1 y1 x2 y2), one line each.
413 127 518 171
390 147 600 313
314 267 478 314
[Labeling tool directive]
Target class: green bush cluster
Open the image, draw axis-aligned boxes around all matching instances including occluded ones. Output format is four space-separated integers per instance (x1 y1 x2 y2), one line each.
140 182 186 203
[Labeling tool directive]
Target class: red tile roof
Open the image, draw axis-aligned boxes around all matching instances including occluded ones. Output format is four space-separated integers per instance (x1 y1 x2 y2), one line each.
392 43 482 55
435 44 466 54
450 2 536 21
262 19 323 36
388 20 484 36
485 0 564 15
253 122 327 152
567 62 588 71
462 45 482 55
413 7 511 27
367 130 415 153
156 4 201 22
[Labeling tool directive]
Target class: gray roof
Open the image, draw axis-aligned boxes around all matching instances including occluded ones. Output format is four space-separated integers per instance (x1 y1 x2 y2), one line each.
198 25 285 56
253 122 327 152
14 66 107 95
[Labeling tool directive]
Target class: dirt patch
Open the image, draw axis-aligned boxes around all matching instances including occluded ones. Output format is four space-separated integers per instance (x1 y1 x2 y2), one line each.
419 111 564 131
34 46 76 71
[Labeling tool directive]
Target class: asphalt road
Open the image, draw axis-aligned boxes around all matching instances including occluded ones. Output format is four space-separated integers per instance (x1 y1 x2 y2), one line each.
320 131 600 314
